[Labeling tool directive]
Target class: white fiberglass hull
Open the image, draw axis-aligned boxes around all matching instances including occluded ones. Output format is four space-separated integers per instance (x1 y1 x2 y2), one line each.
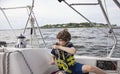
0 48 120 74
0 48 58 74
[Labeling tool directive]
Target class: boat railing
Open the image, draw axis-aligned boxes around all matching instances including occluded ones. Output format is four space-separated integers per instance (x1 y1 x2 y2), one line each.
58 0 117 58
0 5 46 48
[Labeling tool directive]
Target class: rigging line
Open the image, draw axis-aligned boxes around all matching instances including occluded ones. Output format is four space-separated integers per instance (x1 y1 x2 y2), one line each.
63 0 108 35
2 52 7 74
26 7 30 16
61 0 117 57
103 0 112 56
62 0 93 26
94 0 110 35
0 6 30 36
22 6 30 35
7 52 12 74
31 10 47 48
103 0 111 31
6 51 33 74
23 6 33 34
15 50 34 74
0 9 17 37
62 1 108 35
70 3 99 6
98 0 117 58
23 0 40 47
96 0 109 35
23 0 34 34
103 0 112 33
30 16 40 48
106 33 110 57
95 0 110 35
113 0 120 9
103 0 109 19
1 6 28 10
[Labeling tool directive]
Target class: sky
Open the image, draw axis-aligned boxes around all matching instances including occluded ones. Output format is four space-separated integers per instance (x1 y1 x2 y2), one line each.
0 0 120 29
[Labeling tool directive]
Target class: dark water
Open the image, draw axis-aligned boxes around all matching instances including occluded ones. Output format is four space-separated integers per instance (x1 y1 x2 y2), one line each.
0 28 120 58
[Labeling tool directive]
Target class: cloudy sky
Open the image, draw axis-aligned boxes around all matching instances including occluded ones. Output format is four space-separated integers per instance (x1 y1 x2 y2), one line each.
0 0 120 29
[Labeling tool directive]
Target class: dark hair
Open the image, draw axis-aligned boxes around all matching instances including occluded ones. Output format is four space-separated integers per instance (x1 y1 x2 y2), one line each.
57 29 71 41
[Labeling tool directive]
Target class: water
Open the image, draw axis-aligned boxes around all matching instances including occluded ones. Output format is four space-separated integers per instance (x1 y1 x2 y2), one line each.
0 28 120 58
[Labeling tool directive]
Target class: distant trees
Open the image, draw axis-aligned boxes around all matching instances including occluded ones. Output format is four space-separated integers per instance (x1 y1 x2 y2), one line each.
40 22 110 28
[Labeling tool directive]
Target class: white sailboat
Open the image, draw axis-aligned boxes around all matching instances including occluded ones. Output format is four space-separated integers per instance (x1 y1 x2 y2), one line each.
0 0 120 74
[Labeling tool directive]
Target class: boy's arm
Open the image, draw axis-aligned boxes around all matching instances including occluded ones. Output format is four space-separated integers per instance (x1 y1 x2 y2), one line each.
50 54 55 65
52 45 76 54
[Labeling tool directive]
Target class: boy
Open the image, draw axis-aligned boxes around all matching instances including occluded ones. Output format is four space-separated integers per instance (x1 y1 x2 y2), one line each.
50 29 106 74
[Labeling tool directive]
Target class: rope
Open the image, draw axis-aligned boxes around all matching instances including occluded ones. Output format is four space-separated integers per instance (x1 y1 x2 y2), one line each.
22 6 31 35
103 0 109 18
24 6 46 48
23 0 34 34
0 9 17 37
2 52 7 74
29 16 40 48
6 52 12 74
22 0 45 48
2 50 33 74
1 6 28 10
23 6 33 34
62 0 108 35
63 0 93 27
61 0 117 57
113 0 120 9
30 10 46 48
22 0 46 48
15 50 33 74
104 0 112 56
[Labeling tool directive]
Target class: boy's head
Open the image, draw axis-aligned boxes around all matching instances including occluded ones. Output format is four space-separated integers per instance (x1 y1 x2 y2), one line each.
56 29 71 45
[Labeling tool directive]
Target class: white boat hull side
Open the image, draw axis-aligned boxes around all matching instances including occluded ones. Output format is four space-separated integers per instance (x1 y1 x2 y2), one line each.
1 48 120 74
0 48 58 74
75 55 120 74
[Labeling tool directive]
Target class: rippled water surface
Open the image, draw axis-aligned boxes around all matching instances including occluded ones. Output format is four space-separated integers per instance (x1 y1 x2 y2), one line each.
0 28 120 58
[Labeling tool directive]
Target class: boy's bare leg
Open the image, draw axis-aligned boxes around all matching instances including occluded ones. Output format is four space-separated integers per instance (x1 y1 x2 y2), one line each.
82 65 106 74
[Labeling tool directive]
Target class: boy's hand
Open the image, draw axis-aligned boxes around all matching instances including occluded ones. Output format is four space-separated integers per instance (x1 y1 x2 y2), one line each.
52 45 59 49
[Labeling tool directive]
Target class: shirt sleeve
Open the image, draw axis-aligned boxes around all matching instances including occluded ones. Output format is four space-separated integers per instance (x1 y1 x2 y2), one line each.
51 49 56 55
66 42 74 48
51 42 74 55
51 43 57 55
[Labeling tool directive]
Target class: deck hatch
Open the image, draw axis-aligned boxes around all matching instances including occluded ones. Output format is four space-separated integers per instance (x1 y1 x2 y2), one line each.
96 60 117 70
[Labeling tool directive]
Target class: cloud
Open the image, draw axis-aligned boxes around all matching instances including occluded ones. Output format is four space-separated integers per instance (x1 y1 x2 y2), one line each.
0 0 120 29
